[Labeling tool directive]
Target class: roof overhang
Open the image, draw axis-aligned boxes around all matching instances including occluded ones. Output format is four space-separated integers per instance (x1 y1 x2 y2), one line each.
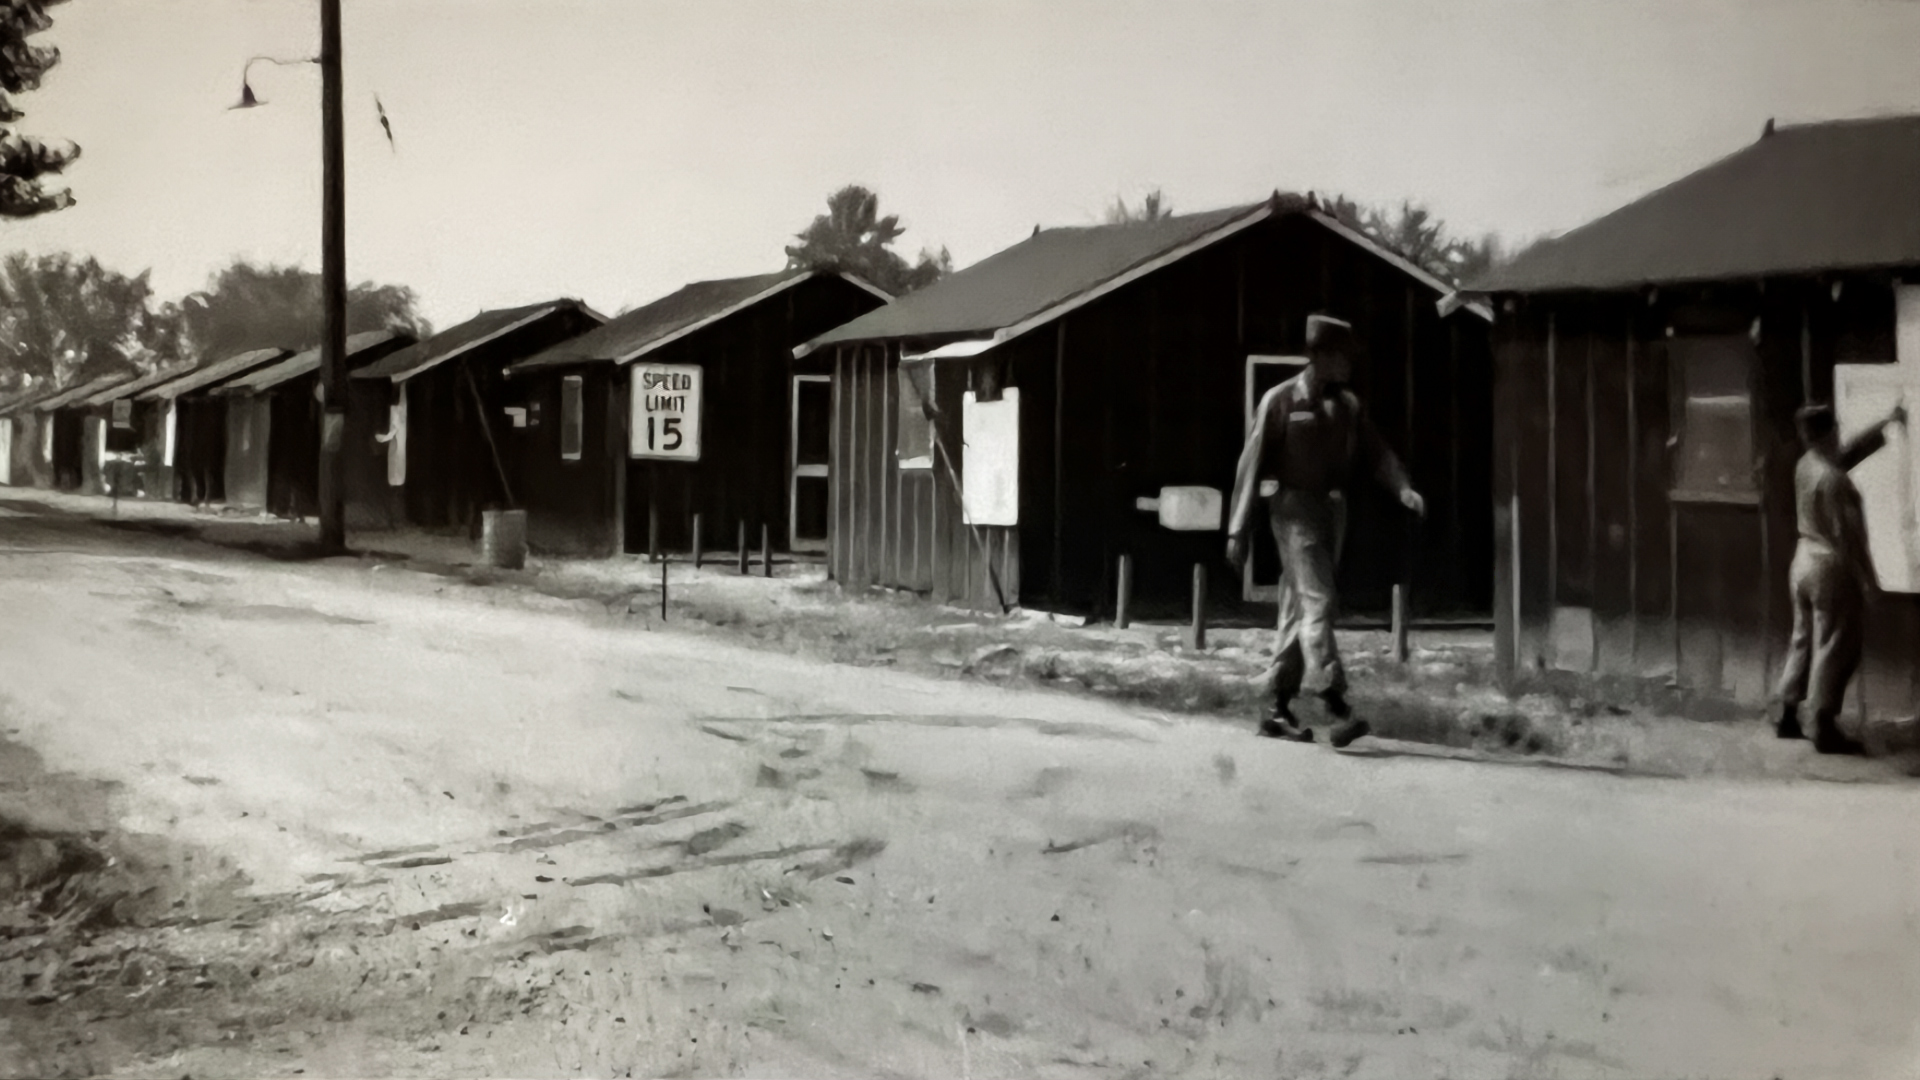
901 339 1000 364
369 305 580 384
611 272 818 366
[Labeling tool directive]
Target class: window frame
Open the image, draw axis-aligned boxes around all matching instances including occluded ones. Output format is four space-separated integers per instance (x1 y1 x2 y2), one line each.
1667 333 1762 507
896 361 934 471
559 374 584 462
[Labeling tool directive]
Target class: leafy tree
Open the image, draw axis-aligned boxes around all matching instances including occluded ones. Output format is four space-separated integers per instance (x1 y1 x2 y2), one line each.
0 252 174 391
178 259 431 362
1104 188 1173 225
785 185 950 296
0 0 78 219
1318 194 1506 287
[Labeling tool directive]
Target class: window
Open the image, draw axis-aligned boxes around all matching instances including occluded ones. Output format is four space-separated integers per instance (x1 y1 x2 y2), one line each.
560 375 583 461
898 363 933 469
1670 335 1757 502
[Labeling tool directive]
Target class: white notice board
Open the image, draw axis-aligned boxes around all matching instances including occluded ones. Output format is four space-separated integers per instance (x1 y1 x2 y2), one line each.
962 388 1019 526
631 363 703 461
1834 363 1920 593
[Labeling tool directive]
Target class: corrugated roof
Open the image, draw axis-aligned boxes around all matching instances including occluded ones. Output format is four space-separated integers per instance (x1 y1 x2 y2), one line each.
508 270 885 374
136 348 291 401
34 371 141 413
1471 114 1920 294
352 299 602 382
807 203 1265 349
214 330 415 394
79 362 198 408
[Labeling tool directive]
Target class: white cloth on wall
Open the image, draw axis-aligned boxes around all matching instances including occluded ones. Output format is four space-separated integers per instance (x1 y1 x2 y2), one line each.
962 388 1020 527
162 402 177 467
376 383 408 487
1835 364 1920 593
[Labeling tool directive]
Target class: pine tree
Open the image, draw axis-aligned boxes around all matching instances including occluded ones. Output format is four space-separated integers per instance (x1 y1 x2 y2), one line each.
0 0 79 218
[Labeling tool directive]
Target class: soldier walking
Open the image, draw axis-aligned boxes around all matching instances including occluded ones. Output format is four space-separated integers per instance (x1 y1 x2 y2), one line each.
1773 401 1905 754
1227 314 1424 747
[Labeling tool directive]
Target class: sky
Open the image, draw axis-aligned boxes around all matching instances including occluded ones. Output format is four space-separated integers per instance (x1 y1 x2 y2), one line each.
6 0 1920 333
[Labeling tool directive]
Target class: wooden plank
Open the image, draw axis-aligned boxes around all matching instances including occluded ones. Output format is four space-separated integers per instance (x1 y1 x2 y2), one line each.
1053 321 1066 611
891 348 905 587
1590 308 1634 675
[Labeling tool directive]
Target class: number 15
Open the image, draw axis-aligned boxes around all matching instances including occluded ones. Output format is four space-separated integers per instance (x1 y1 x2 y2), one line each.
646 416 684 452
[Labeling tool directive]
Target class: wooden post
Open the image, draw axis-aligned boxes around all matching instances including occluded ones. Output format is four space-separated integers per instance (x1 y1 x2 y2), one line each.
647 481 660 563
691 512 703 569
760 523 772 578
1185 563 1207 651
660 559 668 620
737 519 748 574
1115 554 1133 630
1392 584 1409 663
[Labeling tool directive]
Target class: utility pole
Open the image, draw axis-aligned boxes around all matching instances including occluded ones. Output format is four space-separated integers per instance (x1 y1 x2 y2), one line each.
317 0 348 553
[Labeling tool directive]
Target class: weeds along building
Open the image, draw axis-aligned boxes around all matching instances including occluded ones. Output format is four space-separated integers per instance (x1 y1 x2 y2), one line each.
797 192 1496 619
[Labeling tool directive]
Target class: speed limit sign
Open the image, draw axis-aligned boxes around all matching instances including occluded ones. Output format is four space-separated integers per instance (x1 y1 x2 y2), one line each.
630 363 702 461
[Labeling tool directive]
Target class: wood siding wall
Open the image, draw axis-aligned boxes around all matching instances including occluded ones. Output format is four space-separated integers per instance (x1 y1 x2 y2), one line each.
506 276 884 559
1493 276 1920 720
830 213 1494 619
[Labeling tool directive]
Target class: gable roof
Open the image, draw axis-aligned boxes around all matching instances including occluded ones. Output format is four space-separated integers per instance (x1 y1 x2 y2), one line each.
0 382 67 416
801 196 1485 356
34 371 141 413
213 330 415 395
79 362 199 408
352 299 605 382
1470 114 1920 294
508 269 889 375
137 348 292 402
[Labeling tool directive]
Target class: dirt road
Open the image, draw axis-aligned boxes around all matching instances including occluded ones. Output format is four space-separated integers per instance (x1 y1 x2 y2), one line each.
1 498 1917 1079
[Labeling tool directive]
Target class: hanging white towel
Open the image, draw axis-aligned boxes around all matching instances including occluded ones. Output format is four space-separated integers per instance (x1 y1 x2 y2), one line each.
376 383 408 486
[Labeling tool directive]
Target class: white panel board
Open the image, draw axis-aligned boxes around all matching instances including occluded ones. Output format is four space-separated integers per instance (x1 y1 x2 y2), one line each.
0 418 11 485
962 388 1019 526
1834 364 1919 593
1157 485 1223 531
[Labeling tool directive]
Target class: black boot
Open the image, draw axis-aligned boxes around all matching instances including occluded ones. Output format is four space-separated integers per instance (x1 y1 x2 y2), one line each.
1319 687 1352 720
1813 711 1866 756
1328 717 1372 748
1257 704 1314 742
1775 703 1804 740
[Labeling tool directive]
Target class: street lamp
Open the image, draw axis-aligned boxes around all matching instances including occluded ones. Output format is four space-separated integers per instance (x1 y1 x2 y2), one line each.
229 0 348 554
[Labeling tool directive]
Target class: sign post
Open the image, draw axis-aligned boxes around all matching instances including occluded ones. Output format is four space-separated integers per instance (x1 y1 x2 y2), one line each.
631 363 703 461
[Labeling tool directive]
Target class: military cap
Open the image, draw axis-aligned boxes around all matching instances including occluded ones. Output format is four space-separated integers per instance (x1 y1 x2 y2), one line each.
1305 314 1357 356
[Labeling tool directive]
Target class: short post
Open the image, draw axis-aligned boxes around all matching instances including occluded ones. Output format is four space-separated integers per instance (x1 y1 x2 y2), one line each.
1392 583 1409 664
691 512 704 570
1115 554 1133 630
760 523 773 578
736 519 748 574
647 497 660 563
1184 562 1207 651
660 559 668 620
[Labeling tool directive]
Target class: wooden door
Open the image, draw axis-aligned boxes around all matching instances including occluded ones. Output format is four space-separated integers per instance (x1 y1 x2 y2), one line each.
790 375 831 552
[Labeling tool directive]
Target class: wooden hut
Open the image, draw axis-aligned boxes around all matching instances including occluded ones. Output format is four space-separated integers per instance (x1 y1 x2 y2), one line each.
72 363 197 497
136 348 292 505
505 269 889 557
346 300 604 532
31 371 140 491
799 193 1495 618
0 383 66 489
210 330 414 518
1462 113 1920 722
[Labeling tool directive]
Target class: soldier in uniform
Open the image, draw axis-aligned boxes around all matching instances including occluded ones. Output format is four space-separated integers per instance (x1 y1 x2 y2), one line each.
1227 314 1424 748
1773 401 1905 754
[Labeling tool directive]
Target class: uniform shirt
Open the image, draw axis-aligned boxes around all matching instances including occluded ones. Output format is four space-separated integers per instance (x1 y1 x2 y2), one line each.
1794 428 1885 588
1228 372 1410 537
